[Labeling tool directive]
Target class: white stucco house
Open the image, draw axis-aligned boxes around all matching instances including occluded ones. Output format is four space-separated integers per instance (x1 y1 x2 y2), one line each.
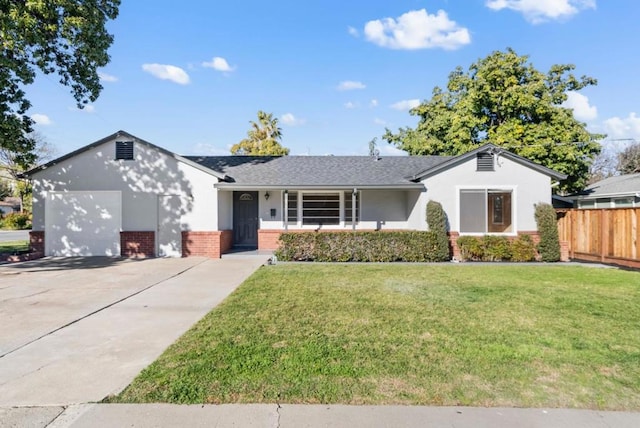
24 131 566 258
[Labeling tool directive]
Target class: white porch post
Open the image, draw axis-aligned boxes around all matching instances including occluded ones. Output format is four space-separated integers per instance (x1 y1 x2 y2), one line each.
352 188 357 231
284 190 288 231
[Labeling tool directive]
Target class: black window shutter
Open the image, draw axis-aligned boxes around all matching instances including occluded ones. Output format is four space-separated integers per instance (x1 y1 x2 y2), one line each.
116 141 134 160
477 152 494 171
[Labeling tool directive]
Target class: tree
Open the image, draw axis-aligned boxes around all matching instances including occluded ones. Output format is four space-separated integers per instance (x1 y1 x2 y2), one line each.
383 48 603 193
617 142 640 175
231 111 290 155
1 0 120 169
0 131 57 211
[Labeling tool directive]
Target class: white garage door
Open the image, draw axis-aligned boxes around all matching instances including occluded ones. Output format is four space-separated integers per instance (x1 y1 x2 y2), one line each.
45 191 122 256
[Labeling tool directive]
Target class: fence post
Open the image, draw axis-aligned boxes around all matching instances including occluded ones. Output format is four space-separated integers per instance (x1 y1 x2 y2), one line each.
600 209 607 262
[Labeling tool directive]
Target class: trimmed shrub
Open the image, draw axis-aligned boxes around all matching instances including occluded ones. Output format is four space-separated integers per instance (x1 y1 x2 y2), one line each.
534 203 561 262
274 231 450 263
483 235 512 261
0 212 31 230
426 200 450 261
511 234 537 262
456 236 484 261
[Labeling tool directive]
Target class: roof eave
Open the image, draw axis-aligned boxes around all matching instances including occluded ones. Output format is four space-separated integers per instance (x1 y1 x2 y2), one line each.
215 183 425 190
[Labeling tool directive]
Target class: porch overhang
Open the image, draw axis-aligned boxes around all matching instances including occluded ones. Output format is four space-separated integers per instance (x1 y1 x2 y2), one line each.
214 184 426 190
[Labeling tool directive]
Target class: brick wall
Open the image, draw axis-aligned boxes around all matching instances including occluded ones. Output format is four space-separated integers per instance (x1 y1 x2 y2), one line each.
29 230 45 255
258 230 283 250
120 231 155 258
182 231 232 259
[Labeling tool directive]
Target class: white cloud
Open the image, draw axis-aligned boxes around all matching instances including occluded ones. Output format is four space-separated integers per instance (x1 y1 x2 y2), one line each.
344 101 357 109
390 99 421 111
202 56 236 72
486 0 596 24
281 113 305 126
370 99 379 108
31 113 52 125
348 26 359 37
142 63 190 85
99 72 118 83
563 91 597 121
604 113 640 140
363 9 471 50
373 117 388 126
337 80 366 91
379 145 408 156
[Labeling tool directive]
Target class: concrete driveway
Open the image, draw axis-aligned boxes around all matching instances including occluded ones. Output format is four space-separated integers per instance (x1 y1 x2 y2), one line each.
0 255 268 406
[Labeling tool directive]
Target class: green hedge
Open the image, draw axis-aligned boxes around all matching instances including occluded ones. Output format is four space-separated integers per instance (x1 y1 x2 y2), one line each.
456 234 537 262
274 231 450 262
534 203 561 262
0 212 31 230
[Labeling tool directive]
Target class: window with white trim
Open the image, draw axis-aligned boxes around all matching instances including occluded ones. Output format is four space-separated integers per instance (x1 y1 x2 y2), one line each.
283 191 360 226
460 189 513 233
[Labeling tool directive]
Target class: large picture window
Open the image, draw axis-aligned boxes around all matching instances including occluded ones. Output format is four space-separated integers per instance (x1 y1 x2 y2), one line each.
460 189 513 234
283 191 360 226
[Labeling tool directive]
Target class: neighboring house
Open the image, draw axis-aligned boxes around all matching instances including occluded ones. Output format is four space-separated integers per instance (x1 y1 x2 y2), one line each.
572 174 640 209
0 197 21 215
24 131 566 257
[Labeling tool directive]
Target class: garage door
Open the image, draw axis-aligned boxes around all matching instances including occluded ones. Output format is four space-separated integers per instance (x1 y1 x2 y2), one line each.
45 191 122 256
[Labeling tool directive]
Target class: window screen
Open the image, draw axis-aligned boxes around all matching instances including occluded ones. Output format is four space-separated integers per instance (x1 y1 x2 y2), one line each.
345 191 360 223
302 193 340 225
460 189 486 233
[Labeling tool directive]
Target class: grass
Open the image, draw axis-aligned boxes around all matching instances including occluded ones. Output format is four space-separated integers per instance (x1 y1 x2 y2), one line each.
0 240 29 254
111 264 640 409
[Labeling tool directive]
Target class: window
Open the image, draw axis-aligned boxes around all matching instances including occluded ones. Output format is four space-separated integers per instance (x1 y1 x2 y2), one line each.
476 153 494 171
613 198 633 208
303 193 340 225
284 191 298 223
115 141 134 160
460 189 513 233
578 199 596 209
283 191 359 226
344 191 360 223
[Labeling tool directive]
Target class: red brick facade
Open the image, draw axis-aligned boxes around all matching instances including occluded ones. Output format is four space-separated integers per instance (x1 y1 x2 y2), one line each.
182 230 232 258
120 231 155 258
258 229 283 250
29 230 45 256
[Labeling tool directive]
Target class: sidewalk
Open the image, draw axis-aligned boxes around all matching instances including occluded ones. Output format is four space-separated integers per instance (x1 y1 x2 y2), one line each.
2 403 639 428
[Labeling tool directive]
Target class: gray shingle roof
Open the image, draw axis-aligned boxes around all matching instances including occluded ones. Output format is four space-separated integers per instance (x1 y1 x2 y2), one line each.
578 173 640 198
185 155 452 187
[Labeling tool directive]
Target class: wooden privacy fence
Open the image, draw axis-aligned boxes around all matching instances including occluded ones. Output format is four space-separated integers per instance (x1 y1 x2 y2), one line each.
556 208 640 269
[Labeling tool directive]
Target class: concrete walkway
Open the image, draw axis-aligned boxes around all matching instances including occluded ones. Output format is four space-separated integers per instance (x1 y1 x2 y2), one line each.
2 403 639 427
0 256 268 406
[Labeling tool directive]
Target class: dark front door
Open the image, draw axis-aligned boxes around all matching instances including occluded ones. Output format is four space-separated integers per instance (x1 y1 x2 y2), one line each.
233 191 259 247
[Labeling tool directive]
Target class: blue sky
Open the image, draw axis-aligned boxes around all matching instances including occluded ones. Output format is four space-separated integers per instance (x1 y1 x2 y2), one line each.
28 0 640 158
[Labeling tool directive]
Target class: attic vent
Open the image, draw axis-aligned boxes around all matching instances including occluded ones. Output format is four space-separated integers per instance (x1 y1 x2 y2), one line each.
477 152 494 171
115 141 134 160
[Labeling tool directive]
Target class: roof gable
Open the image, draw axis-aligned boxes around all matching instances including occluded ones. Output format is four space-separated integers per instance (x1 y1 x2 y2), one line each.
23 130 227 180
408 143 567 181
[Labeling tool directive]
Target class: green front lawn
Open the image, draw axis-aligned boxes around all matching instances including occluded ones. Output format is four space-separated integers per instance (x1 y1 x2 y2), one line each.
0 240 29 254
112 264 640 409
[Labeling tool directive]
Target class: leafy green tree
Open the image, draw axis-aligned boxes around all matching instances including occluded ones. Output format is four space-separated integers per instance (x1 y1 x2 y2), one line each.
617 142 640 175
1 0 120 168
231 111 290 155
383 48 603 193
